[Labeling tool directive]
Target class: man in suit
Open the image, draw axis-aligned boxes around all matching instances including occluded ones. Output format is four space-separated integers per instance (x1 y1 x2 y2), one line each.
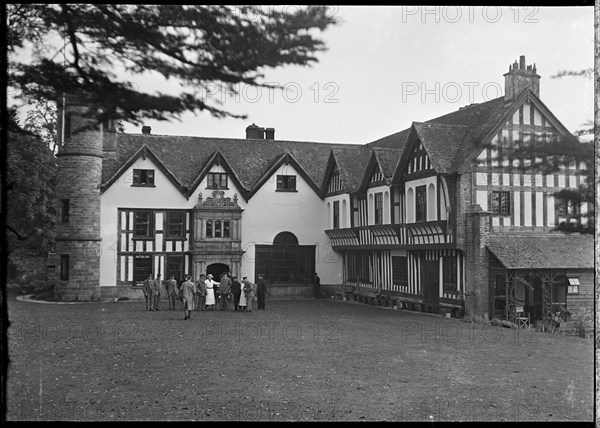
166 274 179 310
313 273 321 299
152 273 162 311
219 272 232 311
256 274 267 310
143 273 153 311
243 277 256 312
196 274 206 311
181 275 196 320
231 276 241 311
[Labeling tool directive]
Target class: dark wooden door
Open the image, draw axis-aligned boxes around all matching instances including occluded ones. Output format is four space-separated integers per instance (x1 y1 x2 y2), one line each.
421 260 439 306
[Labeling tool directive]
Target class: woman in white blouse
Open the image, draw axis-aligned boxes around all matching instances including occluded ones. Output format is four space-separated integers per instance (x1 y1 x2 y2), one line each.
204 274 219 311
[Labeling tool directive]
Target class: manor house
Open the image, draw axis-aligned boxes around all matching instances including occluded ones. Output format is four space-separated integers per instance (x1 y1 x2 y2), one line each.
53 55 594 323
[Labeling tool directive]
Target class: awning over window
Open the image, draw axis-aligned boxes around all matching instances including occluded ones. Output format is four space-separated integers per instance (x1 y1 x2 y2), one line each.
487 234 594 270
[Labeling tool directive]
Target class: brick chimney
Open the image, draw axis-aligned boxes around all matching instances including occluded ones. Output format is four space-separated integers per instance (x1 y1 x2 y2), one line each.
141 126 151 135
245 123 264 139
503 55 540 102
265 127 275 140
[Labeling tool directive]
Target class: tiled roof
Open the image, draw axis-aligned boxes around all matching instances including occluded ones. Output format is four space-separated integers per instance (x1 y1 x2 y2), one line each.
486 234 594 270
372 148 402 182
330 146 372 192
101 133 366 196
367 128 410 149
368 95 513 173
412 122 469 173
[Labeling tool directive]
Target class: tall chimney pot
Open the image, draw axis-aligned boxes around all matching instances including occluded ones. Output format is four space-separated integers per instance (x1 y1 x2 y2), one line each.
265 128 275 140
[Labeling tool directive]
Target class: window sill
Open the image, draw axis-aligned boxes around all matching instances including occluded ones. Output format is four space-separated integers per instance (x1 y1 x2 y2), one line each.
275 189 298 193
131 184 156 188
206 187 229 190
132 236 155 240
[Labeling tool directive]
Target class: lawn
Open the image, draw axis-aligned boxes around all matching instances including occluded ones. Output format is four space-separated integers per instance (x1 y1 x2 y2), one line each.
6 297 594 422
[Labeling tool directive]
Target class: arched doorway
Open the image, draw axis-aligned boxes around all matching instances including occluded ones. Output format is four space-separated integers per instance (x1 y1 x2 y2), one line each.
255 231 315 284
206 263 230 281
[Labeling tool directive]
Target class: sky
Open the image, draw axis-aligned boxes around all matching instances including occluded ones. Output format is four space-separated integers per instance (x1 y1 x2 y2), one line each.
14 6 595 144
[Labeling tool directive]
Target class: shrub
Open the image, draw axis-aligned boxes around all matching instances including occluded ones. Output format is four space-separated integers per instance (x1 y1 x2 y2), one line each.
573 306 594 338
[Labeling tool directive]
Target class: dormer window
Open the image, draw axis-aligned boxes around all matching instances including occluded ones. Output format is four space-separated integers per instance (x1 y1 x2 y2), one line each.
207 172 228 189
132 169 155 187
276 175 296 192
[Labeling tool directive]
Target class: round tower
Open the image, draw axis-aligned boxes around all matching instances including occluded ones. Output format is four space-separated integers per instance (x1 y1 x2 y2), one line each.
54 94 103 301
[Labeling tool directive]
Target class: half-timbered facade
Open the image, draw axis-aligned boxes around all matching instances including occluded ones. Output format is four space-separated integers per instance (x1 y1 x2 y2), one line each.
54 55 593 324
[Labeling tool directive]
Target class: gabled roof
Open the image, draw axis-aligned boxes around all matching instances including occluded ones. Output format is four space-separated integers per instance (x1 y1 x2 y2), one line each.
372 148 402 180
321 146 372 194
487 234 594 270
412 122 469 173
371 89 577 177
357 148 401 192
101 133 364 198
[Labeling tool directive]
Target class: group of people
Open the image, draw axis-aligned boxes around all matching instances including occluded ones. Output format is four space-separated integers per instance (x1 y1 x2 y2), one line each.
143 272 268 320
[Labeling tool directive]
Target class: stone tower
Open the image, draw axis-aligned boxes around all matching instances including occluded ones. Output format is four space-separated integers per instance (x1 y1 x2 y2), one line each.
54 95 103 301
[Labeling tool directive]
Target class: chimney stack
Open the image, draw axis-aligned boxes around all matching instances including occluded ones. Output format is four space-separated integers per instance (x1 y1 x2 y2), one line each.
503 55 540 102
265 128 275 140
245 123 265 139
141 126 151 135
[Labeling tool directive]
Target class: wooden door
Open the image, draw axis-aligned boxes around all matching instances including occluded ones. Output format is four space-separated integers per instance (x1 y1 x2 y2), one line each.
421 260 439 306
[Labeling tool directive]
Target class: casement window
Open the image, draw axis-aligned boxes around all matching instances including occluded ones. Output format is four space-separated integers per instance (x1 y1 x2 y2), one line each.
206 220 230 239
557 199 579 216
491 191 510 214
166 255 184 283
347 253 370 283
59 254 69 280
207 172 228 189
392 256 408 286
415 185 427 222
132 169 155 186
276 175 296 191
333 200 340 229
443 256 458 291
59 199 70 223
166 211 185 238
567 277 580 294
374 192 383 225
133 255 152 284
133 211 154 238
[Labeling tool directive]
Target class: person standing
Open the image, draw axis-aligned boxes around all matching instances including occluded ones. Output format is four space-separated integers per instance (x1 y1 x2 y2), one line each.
242 277 255 312
196 274 206 311
181 275 196 320
313 273 321 299
204 274 219 311
152 273 163 310
143 273 153 311
166 274 179 310
219 272 232 311
231 276 242 311
239 277 248 312
256 274 267 310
